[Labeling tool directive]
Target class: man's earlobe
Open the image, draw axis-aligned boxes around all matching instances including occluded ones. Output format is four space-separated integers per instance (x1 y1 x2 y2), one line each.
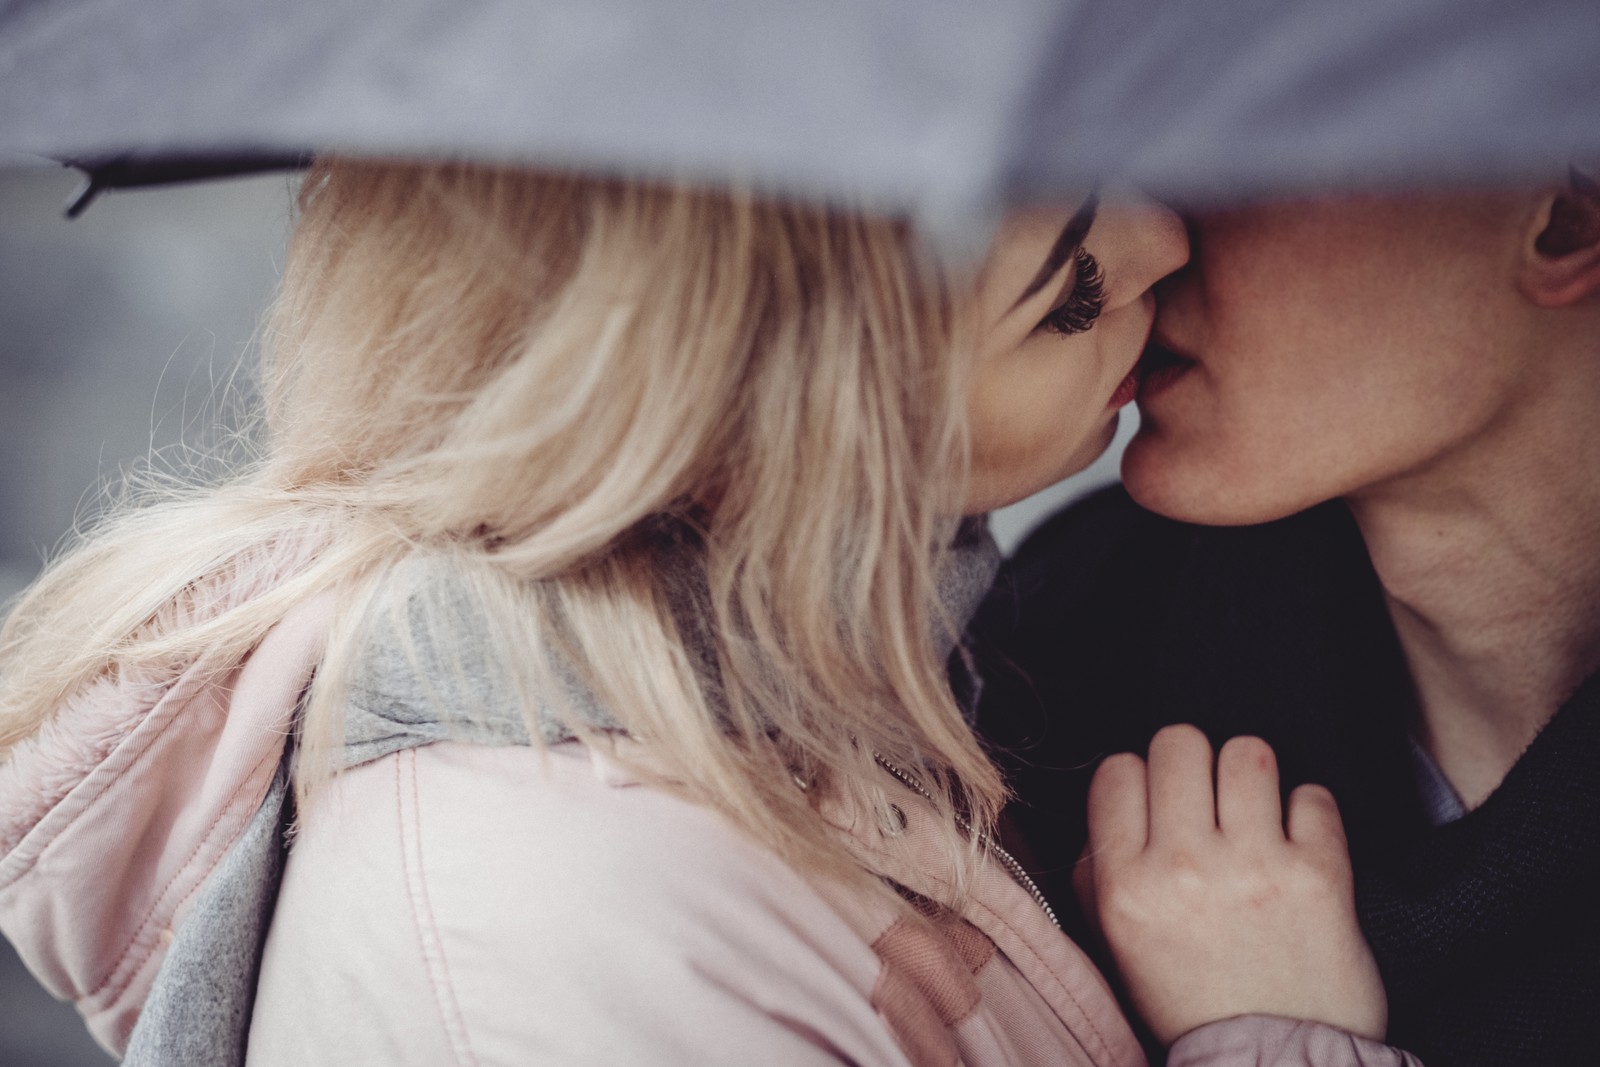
1521 167 1600 308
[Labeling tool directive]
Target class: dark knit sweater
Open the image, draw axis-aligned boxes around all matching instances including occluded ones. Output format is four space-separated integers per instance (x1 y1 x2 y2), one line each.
972 486 1600 1067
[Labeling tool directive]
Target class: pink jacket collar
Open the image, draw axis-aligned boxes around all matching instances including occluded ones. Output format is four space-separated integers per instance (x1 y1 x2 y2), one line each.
0 580 333 1056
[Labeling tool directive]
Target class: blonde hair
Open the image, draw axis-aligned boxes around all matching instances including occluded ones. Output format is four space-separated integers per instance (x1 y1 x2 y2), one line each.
0 158 1004 893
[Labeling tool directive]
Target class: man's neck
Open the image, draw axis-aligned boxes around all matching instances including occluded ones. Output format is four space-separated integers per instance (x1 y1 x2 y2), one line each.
1348 413 1600 810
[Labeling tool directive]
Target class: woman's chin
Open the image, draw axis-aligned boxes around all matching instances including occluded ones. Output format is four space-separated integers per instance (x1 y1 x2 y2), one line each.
1056 413 1122 479
966 421 1122 514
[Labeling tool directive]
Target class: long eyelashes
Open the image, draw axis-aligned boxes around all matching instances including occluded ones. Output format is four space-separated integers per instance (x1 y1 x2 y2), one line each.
1037 249 1107 335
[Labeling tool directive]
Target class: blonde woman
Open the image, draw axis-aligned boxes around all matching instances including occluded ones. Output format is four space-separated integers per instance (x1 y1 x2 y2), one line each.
0 160 1413 1067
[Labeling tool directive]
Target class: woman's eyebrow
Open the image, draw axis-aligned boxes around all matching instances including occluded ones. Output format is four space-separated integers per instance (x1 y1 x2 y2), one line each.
1013 191 1101 309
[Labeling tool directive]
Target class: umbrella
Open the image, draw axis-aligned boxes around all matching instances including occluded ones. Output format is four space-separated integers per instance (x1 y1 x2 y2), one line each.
2 0 1597 229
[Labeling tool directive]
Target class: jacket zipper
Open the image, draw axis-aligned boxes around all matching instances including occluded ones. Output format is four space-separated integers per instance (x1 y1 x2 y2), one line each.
873 755 1060 931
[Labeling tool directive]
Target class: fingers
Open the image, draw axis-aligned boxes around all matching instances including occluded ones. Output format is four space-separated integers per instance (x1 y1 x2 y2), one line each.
1286 782 1348 854
1086 751 1148 868
1146 724 1217 847
1091 727 1318 861
1215 735 1284 842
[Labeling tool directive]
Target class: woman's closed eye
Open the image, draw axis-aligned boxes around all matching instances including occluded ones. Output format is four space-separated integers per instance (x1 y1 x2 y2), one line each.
1037 249 1106 336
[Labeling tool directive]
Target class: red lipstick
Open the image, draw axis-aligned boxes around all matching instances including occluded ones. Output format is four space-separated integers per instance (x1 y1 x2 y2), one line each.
1108 367 1141 408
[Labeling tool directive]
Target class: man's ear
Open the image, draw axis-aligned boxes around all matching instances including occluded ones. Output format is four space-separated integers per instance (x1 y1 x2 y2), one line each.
1519 167 1600 308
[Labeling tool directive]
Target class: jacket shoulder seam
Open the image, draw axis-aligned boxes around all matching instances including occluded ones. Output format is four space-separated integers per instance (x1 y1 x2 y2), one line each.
395 748 482 1067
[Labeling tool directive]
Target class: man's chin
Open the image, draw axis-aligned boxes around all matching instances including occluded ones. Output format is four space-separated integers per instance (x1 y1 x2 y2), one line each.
1120 429 1322 527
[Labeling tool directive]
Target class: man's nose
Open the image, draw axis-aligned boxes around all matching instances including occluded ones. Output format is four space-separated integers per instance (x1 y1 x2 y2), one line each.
1097 194 1190 307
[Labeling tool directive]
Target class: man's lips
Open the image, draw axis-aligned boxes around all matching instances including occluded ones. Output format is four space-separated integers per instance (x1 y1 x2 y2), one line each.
1135 339 1197 400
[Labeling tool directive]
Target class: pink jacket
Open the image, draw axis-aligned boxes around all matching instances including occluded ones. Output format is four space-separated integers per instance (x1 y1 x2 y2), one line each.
0 561 1422 1066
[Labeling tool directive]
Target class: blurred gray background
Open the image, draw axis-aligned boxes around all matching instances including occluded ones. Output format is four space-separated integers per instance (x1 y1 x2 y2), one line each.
0 160 294 1067
0 157 1126 1064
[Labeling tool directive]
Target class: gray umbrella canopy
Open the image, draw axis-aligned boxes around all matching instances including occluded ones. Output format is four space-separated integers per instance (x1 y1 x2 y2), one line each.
2 0 1597 225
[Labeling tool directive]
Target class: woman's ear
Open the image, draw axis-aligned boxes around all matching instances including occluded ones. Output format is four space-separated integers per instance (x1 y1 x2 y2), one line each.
1519 167 1600 308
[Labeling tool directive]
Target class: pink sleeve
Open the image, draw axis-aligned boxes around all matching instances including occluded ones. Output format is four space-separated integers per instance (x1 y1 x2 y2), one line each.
1168 1015 1424 1067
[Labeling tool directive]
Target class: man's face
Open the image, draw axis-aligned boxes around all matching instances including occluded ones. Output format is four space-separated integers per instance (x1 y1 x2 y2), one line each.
1122 190 1540 525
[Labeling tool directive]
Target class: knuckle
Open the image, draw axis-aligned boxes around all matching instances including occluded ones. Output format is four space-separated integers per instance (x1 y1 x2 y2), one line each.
1099 858 1216 936
1279 853 1350 901
1160 846 1206 880
1236 869 1286 910
1097 874 1168 932
1145 848 1215 903
1304 852 1356 893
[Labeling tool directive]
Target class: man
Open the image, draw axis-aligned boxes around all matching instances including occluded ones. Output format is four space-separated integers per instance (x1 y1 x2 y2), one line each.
974 170 1600 1066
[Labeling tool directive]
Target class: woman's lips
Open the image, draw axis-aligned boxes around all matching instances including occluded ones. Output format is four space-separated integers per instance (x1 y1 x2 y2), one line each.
1108 367 1141 408
1135 340 1196 401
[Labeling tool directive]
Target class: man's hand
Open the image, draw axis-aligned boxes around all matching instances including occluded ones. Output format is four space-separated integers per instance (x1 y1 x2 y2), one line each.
1076 724 1386 1046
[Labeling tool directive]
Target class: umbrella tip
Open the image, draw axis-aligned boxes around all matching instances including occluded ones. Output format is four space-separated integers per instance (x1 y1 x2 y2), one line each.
64 169 103 219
